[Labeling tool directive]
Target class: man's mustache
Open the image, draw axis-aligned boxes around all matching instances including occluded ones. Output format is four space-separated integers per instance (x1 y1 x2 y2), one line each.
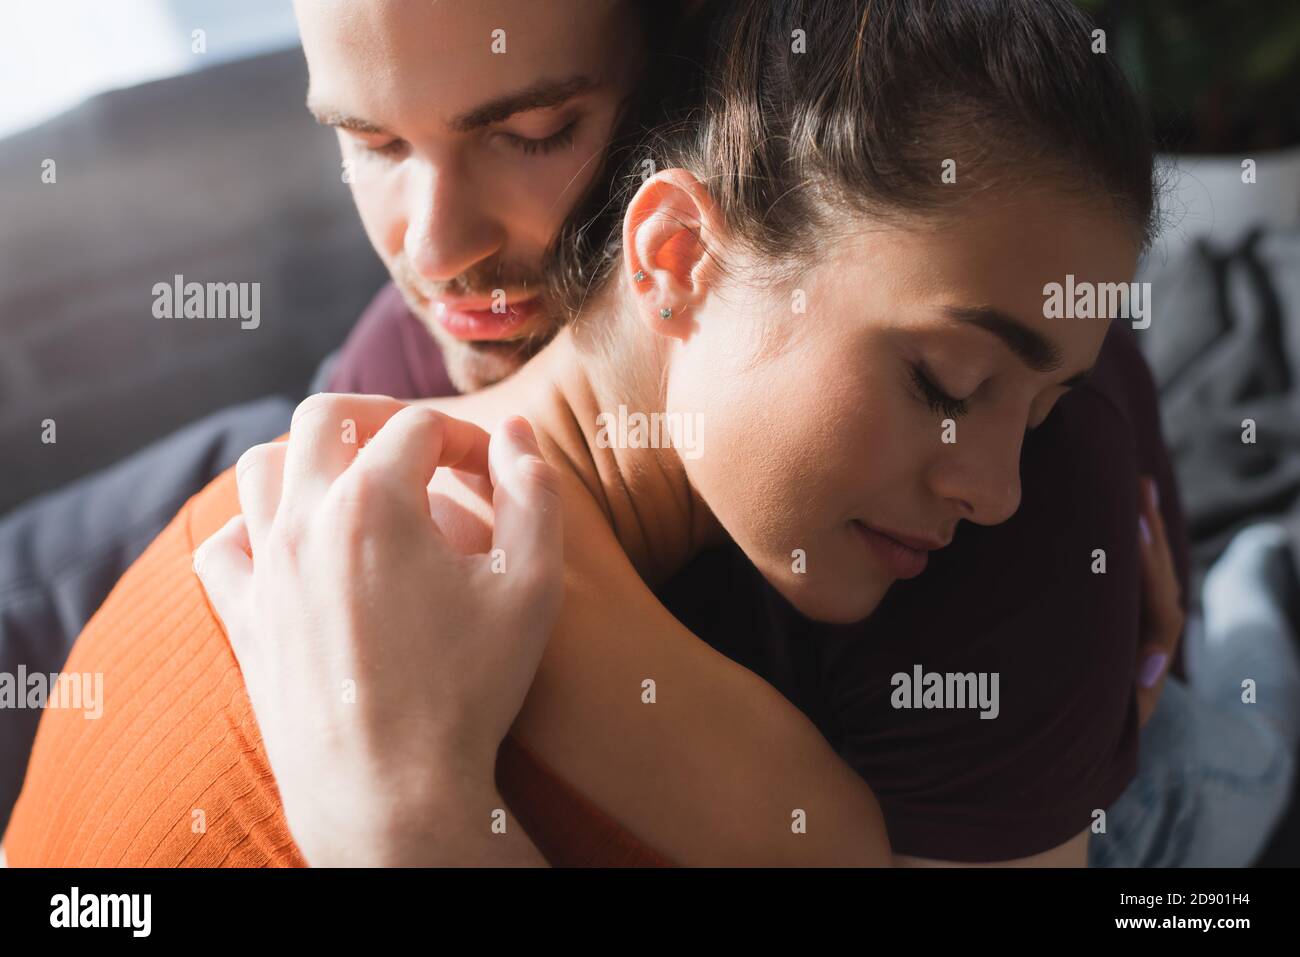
392 256 545 303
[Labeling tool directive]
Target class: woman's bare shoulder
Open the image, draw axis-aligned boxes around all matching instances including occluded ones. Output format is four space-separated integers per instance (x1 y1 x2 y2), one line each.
508 498 887 865
412 398 886 865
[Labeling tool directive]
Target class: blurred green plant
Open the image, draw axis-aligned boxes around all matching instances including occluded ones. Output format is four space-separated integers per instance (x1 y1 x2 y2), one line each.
1076 0 1300 151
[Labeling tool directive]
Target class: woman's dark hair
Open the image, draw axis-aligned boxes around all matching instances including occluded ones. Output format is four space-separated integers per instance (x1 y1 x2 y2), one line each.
546 0 1157 314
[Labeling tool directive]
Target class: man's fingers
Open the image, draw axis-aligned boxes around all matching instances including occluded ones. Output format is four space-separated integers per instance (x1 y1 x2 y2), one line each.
235 441 287 552
353 405 492 509
280 393 409 504
488 417 563 600
193 514 254 659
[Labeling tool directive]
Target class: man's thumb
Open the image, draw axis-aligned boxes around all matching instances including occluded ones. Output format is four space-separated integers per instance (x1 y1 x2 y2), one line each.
488 417 563 593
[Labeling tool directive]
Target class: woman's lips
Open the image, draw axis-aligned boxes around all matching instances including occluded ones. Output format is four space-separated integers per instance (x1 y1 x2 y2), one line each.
852 521 931 579
432 297 541 342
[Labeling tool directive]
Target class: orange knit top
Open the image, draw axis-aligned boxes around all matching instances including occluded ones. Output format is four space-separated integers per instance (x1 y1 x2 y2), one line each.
2 444 668 867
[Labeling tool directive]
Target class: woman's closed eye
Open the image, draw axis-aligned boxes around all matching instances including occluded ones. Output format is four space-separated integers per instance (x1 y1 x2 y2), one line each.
909 362 970 418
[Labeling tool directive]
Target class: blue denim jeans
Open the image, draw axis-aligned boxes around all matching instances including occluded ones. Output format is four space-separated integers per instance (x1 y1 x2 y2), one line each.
1090 525 1300 867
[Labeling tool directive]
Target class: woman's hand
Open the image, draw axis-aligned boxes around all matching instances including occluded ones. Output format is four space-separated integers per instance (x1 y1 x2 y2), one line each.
192 394 563 866
1135 475 1184 729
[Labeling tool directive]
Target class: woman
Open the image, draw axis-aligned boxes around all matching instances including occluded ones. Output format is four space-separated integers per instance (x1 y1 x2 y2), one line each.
3 0 1187 866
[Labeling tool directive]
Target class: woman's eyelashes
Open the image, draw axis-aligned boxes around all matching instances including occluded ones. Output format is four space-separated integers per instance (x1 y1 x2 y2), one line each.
909 362 970 418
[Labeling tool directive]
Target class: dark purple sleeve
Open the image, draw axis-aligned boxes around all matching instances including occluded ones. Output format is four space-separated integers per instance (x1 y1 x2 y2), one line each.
325 282 458 400
808 319 1186 861
1105 324 1192 678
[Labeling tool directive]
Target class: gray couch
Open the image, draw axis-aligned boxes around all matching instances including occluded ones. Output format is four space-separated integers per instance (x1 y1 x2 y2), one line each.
0 47 388 516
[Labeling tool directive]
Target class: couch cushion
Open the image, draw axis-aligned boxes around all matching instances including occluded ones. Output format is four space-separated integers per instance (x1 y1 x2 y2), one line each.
0 47 387 515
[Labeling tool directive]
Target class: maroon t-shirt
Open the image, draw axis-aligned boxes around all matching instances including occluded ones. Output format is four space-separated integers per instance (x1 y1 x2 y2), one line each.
330 283 1191 862
329 283 455 400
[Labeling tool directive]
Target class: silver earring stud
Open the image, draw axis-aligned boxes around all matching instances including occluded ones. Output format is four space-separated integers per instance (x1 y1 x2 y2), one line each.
633 270 647 282
659 307 672 320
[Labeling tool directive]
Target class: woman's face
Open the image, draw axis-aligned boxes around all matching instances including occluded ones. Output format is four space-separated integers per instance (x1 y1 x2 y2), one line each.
667 191 1139 623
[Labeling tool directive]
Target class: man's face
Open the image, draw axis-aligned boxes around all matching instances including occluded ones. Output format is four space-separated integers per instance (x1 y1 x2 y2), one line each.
295 0 645 391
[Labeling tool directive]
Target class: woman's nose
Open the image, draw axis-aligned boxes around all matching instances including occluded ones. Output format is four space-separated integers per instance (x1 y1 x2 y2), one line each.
929 425 1025 527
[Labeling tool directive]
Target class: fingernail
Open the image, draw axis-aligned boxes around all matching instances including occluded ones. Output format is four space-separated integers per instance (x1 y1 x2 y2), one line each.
504 417 538 451
1139 515 1152 545
1148 478 1159 510
1139 652 1168 689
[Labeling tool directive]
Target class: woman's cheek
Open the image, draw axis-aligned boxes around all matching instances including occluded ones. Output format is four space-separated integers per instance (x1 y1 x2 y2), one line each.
706 380 859 602
673 323 901 619
675 365 808 551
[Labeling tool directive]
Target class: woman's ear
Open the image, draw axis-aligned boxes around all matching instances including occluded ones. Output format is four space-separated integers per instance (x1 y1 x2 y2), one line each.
622 169 718 340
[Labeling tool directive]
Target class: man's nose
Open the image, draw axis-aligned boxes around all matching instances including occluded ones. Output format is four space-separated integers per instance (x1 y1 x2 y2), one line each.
402 158 504 283
929 421 1024 527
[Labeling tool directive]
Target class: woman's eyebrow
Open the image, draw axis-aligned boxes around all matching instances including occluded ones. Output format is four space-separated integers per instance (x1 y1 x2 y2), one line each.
943 305 1060 370
944 305 1094 387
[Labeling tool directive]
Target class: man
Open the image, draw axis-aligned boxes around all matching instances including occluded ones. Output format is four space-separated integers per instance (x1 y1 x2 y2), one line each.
0 0 671 830
300 0 659 393
2 0 1208 864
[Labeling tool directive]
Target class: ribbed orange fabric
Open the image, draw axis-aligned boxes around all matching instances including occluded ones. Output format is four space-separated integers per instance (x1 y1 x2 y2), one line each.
2 445 668 867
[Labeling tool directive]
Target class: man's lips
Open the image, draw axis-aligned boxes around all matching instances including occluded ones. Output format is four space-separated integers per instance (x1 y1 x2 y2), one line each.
429 296 542 342
852 521 951 580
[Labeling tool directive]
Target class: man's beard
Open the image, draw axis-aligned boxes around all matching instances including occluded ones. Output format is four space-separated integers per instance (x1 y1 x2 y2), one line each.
434 333 552 393
389 255 559 393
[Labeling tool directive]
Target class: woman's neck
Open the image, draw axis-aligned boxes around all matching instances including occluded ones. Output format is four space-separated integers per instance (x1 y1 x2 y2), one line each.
446 314 725 587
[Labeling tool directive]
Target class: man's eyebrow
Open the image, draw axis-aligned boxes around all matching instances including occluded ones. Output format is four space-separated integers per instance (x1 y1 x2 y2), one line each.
448 75 597 132
306 75 596 137
944 305 1094 387
307 99 389 135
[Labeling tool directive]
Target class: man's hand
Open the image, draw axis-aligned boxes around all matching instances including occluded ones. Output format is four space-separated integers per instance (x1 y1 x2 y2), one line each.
192 394 562 866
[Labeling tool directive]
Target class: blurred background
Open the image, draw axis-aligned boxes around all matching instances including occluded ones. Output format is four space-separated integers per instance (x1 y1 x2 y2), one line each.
0 0 386 515
0 0 1297 863
0 0 300 139
1079 0 1300 866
